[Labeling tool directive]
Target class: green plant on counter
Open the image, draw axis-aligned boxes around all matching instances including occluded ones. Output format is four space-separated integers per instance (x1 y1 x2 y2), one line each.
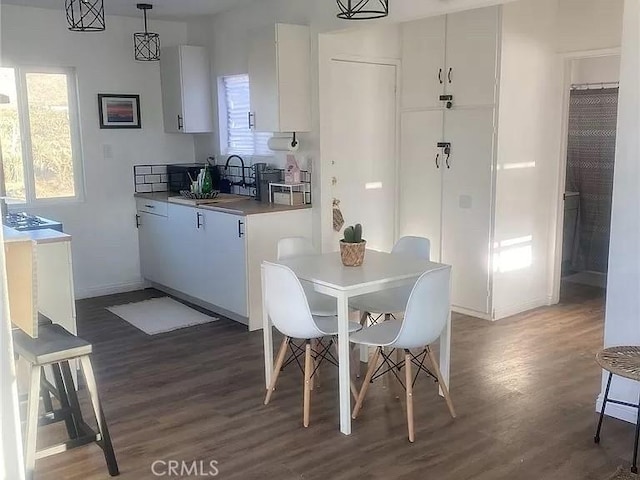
342 223 364 243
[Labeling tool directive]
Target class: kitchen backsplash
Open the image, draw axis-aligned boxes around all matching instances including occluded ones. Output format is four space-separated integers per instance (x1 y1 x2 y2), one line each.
134 165 168 193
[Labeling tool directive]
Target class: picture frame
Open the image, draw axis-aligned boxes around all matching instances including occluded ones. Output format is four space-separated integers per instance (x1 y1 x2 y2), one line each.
98 94 141 129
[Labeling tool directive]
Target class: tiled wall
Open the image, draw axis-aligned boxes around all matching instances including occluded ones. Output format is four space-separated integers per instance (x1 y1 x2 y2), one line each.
134 165 168 193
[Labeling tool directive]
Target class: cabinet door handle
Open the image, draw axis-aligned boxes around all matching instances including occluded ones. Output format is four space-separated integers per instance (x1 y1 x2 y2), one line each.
447 67 453 84
238 220 244 238
178 115 184 130
135 214 141 228
445 154 451 169
435 153 440 169
144 204 155 209
248 112 255 129
438 68 443 85
196 212 203 229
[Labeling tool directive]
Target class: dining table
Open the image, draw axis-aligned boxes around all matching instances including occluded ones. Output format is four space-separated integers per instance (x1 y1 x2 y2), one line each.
261 249 452 435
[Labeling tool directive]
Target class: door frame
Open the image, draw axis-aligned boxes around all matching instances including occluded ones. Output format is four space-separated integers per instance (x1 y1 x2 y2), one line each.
319 52 402 252
549 47 621 303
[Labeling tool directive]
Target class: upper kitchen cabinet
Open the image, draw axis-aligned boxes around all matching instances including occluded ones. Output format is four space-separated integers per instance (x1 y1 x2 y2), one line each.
160 45 214 134
445 7 500 108
401 6 499 110
401 16 446 110
248 23 311 133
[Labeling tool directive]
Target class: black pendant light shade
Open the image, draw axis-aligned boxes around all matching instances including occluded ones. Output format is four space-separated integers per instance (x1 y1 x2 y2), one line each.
337 0 389 20
65 0 105 32
134 3 160 61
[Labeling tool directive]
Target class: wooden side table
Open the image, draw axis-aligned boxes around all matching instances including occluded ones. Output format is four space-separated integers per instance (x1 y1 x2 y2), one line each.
595 346 640 474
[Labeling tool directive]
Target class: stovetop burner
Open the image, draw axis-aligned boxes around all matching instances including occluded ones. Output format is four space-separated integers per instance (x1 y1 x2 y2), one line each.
4 212 63 232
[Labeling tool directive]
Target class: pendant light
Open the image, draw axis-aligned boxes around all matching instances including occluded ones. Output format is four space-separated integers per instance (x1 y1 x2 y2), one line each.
337 0 389 20
134 3 160 62
65 0 106 32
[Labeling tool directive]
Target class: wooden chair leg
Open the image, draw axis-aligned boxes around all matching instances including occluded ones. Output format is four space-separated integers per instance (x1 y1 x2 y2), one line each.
426 347 456 418
359 311 370 327
24 365 41 480
265 337 290 405
352 347 381 419
405 350 415 442
79 357 119 476
303 341 312 428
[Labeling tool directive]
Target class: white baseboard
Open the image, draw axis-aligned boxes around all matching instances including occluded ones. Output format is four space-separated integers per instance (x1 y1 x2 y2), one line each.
596 393 638 424
452 305 492 320
75 280 148 300
493 296 550 320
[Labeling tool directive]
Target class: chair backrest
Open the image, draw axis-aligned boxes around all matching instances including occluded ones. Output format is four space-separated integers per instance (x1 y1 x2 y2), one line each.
390 267 451 350
263 262 324 339
277 237 317 261
392 236 430 261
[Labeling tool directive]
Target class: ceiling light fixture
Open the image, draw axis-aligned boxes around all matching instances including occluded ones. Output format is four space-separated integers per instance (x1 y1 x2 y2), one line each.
134 3 160 62
337 0 389 20
65 0 106 32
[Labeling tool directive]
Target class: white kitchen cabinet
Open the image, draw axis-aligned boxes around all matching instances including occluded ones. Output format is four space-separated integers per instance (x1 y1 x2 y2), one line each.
162 203 205 296
137 198 312 330
137 211 170 286
248 23 311 133
441 108 496 314
200 210 248 318
398 110 444 260
399 1 557 320
160 45 213 134
445 7 500 108
400 6 499 110
401 16 446 110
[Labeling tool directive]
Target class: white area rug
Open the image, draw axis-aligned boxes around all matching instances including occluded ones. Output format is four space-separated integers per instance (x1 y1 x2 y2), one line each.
107 297 218 335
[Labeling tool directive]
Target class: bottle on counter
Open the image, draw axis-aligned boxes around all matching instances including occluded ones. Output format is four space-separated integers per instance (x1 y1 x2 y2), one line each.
201 164 214 194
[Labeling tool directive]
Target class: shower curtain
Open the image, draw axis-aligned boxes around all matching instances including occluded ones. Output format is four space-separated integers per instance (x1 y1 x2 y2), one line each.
566 87 619 274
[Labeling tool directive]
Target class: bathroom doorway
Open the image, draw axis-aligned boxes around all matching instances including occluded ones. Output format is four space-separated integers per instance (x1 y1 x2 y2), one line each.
559 54 620 302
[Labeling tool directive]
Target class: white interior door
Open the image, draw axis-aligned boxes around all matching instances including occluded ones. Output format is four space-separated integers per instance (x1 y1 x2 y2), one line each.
401 16 446 110
442 107 495 314
399 110 444 260
445 6 499 107
329 60 398 252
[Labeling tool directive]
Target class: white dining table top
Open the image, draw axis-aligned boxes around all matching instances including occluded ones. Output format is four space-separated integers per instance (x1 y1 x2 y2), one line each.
273 249 450 292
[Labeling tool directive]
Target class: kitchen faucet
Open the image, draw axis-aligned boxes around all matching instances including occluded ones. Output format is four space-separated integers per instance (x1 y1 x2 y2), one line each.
224 155 251 188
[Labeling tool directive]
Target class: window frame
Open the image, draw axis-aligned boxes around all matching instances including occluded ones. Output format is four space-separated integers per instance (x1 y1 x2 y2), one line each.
2 65 85 206
217 74 272 157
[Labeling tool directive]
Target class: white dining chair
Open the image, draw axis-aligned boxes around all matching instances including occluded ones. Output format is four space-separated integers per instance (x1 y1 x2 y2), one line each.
277 237 337 317
349 236 431 326
263 262 361 427
350 266 455 442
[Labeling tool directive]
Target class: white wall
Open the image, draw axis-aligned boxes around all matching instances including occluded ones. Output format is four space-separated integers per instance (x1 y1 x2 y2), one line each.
492 0 564 318
556 0 625 53
0 5 195 298
597 0 640 424
571 56 621 84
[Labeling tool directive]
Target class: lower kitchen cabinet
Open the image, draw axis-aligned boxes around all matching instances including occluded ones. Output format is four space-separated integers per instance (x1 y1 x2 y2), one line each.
137 199 312 330
199 209 248 318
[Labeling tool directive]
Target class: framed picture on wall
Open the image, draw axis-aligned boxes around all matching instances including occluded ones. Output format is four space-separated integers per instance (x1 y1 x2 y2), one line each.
98 94 141 129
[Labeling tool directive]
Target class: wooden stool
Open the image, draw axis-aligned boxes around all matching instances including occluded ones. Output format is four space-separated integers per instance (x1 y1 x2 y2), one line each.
594 346 640 474
13 323 119 480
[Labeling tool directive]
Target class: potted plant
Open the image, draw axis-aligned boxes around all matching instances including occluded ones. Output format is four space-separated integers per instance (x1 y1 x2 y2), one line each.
340 224 366 267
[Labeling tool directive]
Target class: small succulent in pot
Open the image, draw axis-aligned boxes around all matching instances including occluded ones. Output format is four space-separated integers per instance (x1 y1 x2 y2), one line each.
340 223 366 267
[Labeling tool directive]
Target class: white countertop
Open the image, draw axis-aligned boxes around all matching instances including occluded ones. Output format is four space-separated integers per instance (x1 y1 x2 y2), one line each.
3 226 71 245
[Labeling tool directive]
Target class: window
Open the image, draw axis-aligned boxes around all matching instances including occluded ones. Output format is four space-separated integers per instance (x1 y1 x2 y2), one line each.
0 66 83 204
219 74 271 156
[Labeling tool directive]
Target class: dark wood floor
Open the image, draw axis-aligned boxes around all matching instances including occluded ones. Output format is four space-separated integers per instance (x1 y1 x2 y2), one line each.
34 282 635 480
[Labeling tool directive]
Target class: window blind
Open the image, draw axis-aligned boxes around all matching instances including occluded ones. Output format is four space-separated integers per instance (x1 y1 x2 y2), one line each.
222 75 271 156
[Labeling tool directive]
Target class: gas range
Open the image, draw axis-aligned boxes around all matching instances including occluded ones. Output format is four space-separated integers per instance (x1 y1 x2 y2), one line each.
4 212 63 232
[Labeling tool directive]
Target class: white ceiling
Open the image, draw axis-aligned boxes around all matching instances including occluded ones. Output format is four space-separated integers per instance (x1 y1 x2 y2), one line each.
0 0 257 20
